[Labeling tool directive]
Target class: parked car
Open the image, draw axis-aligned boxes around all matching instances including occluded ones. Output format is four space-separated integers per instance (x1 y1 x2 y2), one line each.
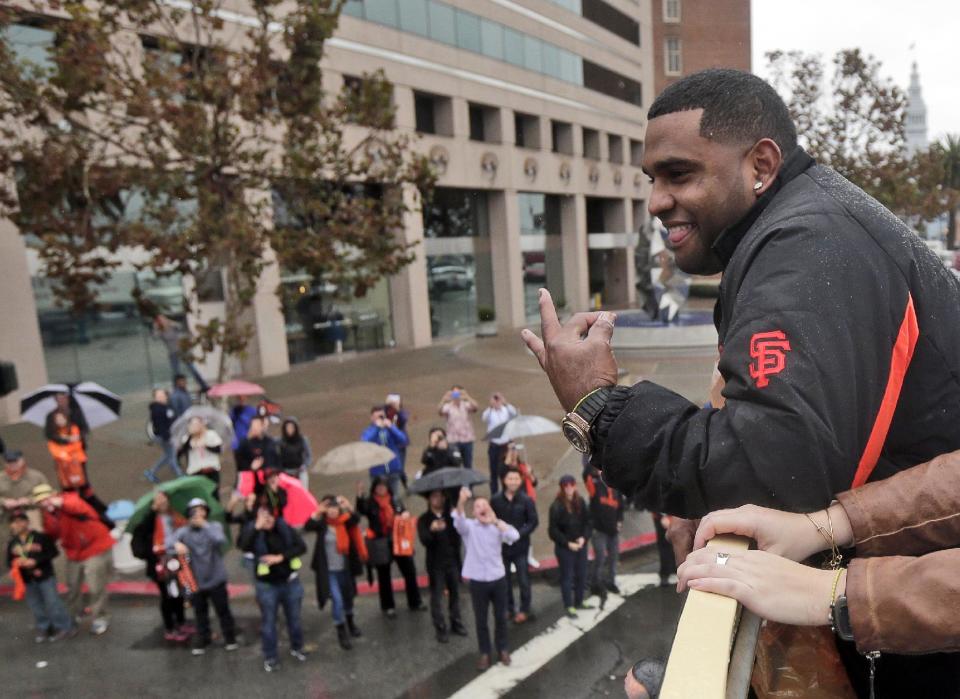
428 257 474 293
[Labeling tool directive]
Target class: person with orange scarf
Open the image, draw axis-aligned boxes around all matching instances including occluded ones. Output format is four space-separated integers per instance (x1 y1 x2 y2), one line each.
356 477 425 618
5 510 75 642
304 495 368 650
131 491 190 642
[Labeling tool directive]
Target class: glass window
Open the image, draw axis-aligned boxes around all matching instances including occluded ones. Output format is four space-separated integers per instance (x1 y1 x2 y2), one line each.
428 1 456 45
503 27 524 67
479 19 503 60
365 1 399 26
541 42 561 80
523 35 542 73
342 0 364 18
4 23 56 71
665 37 682 75
398 0 429 35
558 50 583 84
518 193 564 321
663 0 681 22
455 10 481 53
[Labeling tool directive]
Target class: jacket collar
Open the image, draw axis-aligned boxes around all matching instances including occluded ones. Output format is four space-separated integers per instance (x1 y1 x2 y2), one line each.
711 147 815 268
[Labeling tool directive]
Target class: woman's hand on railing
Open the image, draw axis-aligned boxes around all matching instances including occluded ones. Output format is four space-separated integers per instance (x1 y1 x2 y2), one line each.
676 547 846 626
692 504 851 563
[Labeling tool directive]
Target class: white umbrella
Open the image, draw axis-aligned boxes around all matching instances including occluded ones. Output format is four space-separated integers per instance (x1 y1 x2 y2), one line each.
20 381 122 429
312 441 398 475
170 405 234 445
485 415 561 442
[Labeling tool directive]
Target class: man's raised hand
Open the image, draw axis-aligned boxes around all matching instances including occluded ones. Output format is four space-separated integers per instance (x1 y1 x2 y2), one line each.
520 288 619 411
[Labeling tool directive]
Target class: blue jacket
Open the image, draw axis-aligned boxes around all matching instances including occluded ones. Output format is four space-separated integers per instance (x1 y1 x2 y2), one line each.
361 424 409 476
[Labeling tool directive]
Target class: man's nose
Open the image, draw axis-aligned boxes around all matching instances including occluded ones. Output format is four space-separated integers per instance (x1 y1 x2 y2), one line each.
648 181 674 218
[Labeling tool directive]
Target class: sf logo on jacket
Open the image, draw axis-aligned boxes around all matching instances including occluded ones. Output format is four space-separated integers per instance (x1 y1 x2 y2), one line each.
749 331 791 388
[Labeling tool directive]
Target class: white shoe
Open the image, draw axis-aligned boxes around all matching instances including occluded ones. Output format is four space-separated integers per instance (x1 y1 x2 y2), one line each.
91 618 109 636
527 553 540 569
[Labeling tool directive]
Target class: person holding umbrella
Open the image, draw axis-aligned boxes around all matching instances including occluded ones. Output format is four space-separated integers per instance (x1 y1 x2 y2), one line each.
173 497 238 656
304 495 366 650
417 489 467 643
43 392 89 449
453 486 519 670
420 428 462 476
130 491 189 643
178 416 224 492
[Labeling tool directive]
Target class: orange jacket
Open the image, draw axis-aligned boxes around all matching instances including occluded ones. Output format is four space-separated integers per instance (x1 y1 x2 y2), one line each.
42 492 114 562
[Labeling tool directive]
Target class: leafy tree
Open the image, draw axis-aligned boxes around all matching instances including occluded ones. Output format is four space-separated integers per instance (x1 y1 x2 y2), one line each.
0 1 433 378
930 135 960 248
765 48 935 223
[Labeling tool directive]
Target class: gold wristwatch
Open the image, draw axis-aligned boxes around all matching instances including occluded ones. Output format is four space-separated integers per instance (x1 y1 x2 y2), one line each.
561 387 612 454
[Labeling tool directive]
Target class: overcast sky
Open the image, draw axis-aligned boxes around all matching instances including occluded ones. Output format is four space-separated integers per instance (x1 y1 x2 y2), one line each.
751 0 958 143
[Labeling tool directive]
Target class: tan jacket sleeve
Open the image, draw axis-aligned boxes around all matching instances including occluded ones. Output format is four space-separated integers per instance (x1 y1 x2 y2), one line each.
847 549 960 654
835 450 960 557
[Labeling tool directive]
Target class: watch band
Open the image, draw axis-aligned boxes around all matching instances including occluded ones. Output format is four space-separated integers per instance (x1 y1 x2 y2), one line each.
830 595 855 641
574 386 613 425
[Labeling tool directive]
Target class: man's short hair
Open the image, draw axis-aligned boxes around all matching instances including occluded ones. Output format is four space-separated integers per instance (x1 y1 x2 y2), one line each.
647 68 797 156
174 373 186 382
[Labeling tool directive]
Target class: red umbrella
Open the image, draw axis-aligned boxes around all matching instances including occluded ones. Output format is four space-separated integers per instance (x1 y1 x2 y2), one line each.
207 380 265 397
237 471 318 528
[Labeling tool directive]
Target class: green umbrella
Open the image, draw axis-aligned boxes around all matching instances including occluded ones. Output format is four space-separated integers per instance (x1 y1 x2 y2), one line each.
125 476 227 542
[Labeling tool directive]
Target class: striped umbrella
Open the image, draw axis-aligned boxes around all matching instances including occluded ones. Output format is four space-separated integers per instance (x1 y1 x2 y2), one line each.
19 381 122 429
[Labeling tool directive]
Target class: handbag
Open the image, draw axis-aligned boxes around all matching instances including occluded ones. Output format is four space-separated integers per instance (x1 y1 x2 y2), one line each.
392 517 416 558
367 536 391 567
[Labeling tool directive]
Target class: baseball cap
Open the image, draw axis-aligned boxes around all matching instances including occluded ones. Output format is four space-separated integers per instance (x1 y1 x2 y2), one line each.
9 509 29 522
559 474 576 486
32 483 55 503
3 449 24 463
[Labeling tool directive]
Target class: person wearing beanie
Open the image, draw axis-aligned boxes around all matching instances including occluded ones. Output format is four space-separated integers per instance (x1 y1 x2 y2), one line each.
172 497 237 655
6 509 75 643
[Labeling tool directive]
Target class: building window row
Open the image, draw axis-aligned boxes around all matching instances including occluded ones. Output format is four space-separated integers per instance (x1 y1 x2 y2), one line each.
344 0 582 84
412 92 642 164
343 0 643 107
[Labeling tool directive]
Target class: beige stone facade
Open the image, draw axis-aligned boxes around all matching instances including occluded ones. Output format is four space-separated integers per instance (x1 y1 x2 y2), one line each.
0 1 751 422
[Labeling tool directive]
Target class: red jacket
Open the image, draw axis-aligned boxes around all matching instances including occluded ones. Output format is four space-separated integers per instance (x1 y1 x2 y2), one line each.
42 492 114 562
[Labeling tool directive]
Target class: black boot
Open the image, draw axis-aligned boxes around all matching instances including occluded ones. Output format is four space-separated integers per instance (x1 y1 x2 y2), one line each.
346 614 362 638
336 623 353 650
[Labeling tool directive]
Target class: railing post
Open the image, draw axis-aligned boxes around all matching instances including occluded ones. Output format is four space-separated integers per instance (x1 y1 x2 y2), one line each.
659 535 755 699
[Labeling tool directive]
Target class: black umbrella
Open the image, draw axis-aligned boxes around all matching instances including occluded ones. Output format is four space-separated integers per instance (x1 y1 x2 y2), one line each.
409 467 487 495
20 381 122 429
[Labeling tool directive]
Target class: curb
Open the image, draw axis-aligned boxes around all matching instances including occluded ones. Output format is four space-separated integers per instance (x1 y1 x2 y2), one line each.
0 532 657 599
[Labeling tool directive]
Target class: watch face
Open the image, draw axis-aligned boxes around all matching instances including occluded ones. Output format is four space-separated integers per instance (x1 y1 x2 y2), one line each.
562 420 589 453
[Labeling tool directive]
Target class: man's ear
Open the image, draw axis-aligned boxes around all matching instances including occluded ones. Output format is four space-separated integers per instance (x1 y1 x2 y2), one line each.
749 138 783 196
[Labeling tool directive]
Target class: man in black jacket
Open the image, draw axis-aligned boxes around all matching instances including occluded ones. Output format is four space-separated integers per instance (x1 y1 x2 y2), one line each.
239 507 308 672
522 69 960 697
234 416 280 474
417 489 467 643
583 460 624 595
490 468 538 623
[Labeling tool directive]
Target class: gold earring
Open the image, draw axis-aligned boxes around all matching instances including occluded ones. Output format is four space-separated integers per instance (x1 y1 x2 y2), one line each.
753 181 763 191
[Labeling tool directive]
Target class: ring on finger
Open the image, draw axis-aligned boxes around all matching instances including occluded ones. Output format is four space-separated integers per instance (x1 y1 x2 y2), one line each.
715 552 731 566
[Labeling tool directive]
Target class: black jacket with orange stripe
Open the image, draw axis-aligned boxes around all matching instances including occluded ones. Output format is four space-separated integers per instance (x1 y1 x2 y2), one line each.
582 463 625 536
594 147 960 519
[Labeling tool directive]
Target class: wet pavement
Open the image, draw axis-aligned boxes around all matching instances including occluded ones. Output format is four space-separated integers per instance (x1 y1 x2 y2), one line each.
0 547 681 698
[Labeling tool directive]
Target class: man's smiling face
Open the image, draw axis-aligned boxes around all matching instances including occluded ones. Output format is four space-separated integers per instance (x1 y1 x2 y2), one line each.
642 108 755 275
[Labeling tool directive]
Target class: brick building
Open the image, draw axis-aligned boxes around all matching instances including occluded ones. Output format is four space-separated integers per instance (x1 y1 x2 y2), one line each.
651 0 751 95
